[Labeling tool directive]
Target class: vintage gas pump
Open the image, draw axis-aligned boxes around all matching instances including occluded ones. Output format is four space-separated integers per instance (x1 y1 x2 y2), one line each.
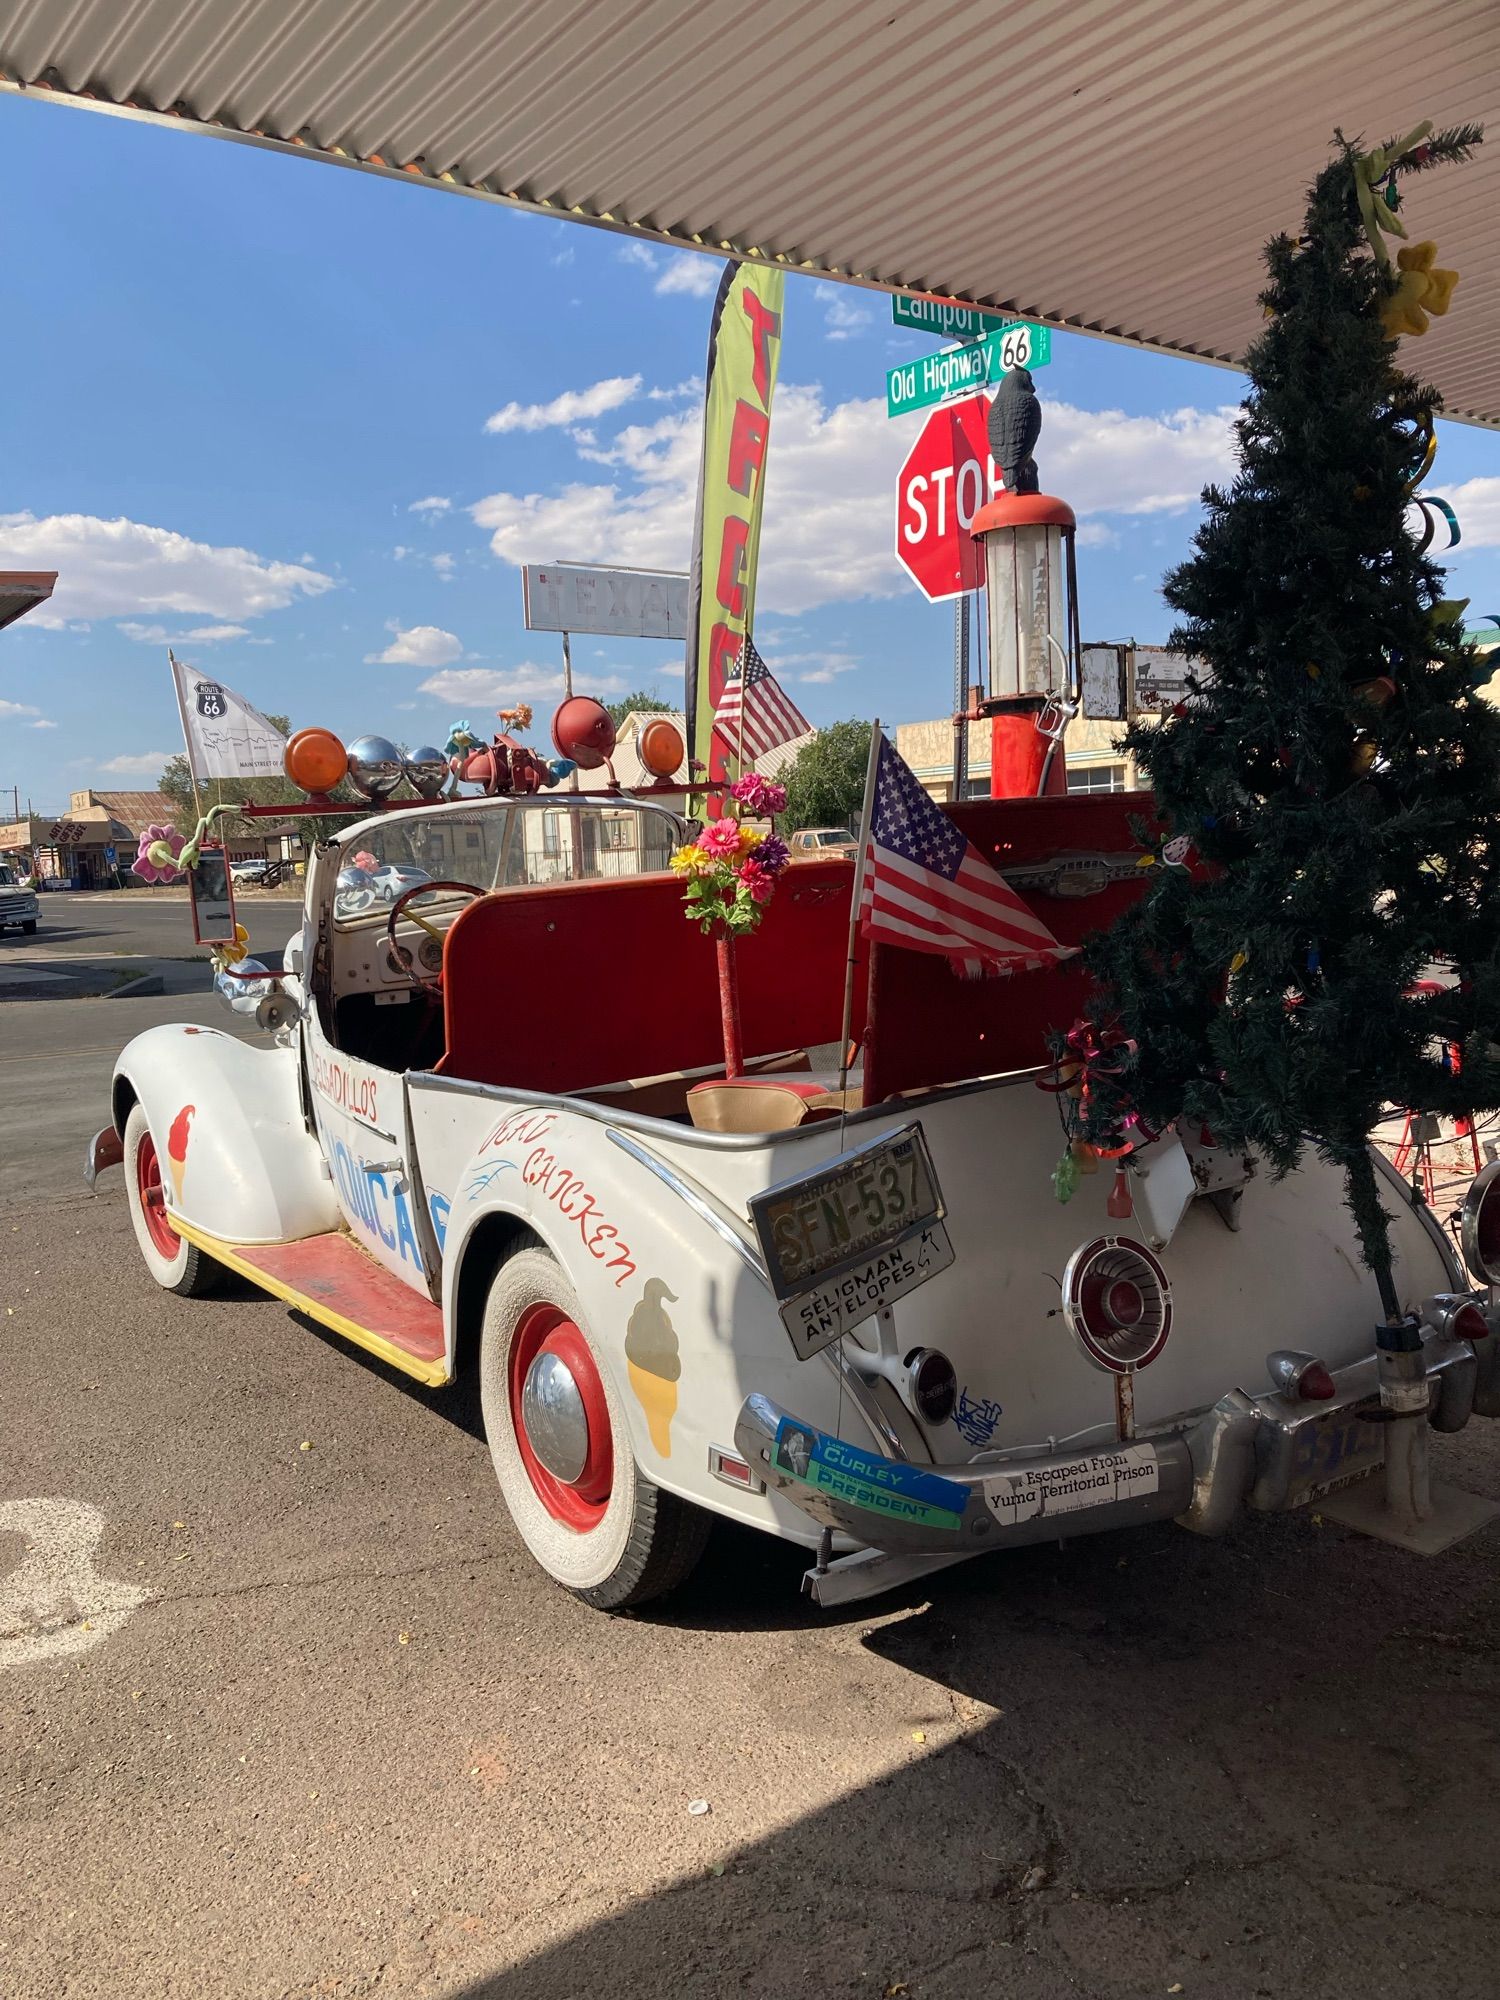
967 367 1082 799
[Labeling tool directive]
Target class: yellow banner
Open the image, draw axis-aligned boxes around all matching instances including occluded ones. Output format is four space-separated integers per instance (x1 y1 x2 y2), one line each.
685 261 785 788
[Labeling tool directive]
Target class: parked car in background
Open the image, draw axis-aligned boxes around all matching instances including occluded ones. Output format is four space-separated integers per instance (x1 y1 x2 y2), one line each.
788 827 858 861
0 861 39 935
230 859 270 887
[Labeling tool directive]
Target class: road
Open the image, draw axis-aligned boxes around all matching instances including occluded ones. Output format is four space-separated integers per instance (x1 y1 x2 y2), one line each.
3 917 1500 1998
1 889 296 996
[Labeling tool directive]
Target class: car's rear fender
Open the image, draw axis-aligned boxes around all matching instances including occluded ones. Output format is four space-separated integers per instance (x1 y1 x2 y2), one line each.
111 1023 338 1245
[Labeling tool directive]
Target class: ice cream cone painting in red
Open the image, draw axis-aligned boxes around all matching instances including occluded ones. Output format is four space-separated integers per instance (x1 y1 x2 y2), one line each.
167 1105 195 1206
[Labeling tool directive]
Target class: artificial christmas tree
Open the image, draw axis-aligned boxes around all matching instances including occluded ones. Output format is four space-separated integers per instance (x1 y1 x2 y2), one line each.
1084 123 1492 1328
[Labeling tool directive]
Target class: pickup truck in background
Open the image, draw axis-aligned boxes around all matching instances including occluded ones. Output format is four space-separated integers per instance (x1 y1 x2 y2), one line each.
0 862 39 935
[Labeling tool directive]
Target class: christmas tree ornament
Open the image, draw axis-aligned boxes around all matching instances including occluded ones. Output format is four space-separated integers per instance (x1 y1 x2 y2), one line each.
1106 1166 1134 1219
1357 676 1398 709
1350 738 1378 775
1052 1150 1080 1204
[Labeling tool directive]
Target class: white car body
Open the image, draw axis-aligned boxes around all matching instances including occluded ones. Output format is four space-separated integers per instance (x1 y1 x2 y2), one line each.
0 862 40 934
91 788 1500 1608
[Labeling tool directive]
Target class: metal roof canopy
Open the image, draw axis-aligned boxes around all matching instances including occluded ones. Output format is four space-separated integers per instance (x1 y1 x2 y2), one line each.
0 569 56 633
2 0 1497 426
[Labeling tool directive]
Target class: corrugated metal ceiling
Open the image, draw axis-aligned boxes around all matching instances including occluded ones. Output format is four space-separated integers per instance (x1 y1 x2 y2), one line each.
2 0 1497 424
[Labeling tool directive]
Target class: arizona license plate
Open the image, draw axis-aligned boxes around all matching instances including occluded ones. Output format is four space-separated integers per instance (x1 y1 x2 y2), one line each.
1287 1400 1384 1508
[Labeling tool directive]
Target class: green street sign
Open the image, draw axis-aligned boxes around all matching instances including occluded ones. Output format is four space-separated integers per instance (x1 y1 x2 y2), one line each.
892 294 1007 341
886 321 1051 419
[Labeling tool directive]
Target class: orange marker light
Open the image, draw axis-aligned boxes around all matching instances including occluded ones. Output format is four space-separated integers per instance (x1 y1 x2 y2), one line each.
284 727 348 795
638 717 685 780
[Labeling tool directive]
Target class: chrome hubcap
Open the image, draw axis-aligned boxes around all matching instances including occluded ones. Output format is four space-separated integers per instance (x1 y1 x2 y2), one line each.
521 1349 590 1484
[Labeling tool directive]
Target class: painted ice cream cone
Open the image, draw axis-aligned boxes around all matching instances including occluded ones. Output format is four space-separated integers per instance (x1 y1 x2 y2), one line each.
166 1105 195 1207
628 1362 679 1457
625 1279 681 1458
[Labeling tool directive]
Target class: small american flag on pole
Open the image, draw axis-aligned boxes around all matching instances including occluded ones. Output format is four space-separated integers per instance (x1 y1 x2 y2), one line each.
712 636 810 762
858 730 1075 977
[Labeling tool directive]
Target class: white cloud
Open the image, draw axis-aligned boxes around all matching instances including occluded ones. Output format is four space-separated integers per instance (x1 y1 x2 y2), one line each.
616 241 657 270
815 282 873 341
408 496 451 514
366 624 464 667
0 698 40 717
418 664 629 706
30 718 58 730
648 379 702 402
0 513 333 625
100 750 175 776
655 253 721 298
770 648 862 684
1076 523 1120 548
431 553 456 580
485 375 641 435
118 621 251 644
1443 478 1500 548
470 389 1239 617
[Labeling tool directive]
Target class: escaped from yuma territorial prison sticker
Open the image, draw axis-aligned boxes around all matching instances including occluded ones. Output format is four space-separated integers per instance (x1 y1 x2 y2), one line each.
982 1445 1159 1526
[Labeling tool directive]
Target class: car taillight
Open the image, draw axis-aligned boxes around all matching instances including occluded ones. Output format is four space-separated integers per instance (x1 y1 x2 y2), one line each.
1266 1350 1337 1399
1061 1237 1173 1373
906 1347 959 1425
1459 1161 1500 1286
1422 1293 1492 1343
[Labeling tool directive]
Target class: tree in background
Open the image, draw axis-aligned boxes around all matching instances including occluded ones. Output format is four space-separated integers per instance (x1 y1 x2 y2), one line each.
779 720 873 833
1084 124 1492 1320
605 688 673 729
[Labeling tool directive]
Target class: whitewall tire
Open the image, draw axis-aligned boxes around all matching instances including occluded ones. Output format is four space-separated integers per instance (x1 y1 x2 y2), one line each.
123 1104 222 1298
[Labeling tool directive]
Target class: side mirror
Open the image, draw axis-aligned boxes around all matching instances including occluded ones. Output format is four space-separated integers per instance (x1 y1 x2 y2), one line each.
188 844 238 945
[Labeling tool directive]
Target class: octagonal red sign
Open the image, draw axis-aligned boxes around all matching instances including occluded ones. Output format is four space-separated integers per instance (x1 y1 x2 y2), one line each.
894 394 999 602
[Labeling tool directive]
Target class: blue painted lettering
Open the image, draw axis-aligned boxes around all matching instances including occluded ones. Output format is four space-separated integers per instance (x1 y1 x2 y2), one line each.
428 1192 450 1250
367 1172 398 1250
393 1185 421 1266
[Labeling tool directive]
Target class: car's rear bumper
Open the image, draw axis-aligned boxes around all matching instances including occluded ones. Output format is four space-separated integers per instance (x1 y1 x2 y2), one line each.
734 1329 1492 1559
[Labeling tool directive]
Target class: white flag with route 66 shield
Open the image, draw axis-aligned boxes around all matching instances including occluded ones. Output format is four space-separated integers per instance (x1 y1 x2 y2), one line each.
169 650 287 781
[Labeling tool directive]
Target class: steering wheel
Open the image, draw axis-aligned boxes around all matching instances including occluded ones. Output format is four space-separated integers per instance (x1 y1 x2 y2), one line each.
384 880 485 991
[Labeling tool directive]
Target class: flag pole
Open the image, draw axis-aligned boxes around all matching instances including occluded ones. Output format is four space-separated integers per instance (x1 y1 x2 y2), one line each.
168 649 205 821
837 718 883 1106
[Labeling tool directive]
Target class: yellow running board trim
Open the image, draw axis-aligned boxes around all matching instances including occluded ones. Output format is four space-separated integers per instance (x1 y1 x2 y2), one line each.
172 1216 451 1388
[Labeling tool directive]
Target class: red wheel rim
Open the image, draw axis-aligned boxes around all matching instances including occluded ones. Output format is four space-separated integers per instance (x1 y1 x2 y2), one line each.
508 1301 613 1530
136 1129 180 1258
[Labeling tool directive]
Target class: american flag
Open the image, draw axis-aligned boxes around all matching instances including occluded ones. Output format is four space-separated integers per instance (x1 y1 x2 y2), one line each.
712 637 810 763
859 733 1074 977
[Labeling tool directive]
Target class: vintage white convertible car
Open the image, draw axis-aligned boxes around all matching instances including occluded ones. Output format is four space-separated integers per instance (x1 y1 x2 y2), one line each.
89 786 1500 1608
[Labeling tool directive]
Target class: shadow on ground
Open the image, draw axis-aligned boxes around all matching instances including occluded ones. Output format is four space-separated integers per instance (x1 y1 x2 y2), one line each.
447 1501 1500 2000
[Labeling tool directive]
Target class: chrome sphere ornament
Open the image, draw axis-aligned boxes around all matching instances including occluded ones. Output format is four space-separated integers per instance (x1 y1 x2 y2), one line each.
345 733 405 800
404 746 450 800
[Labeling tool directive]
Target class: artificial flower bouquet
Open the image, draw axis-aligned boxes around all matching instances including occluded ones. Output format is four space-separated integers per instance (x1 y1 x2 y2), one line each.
670 772 792 937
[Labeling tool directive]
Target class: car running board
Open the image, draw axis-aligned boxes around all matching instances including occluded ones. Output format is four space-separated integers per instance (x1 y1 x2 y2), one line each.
171 1218 450 1388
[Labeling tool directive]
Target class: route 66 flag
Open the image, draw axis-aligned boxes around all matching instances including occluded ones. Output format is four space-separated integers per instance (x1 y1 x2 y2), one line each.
169 650 287 780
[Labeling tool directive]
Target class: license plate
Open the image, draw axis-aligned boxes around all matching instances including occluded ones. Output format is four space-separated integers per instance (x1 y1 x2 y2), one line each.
776 1221 955 1360
749 1123 945 1303
1288 1401 1384 1508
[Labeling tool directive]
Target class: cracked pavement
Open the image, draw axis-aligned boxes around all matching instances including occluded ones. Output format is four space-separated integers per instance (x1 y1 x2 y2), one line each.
4 996 1500 1997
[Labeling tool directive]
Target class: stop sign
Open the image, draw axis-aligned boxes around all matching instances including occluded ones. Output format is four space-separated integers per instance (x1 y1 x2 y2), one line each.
894 394 999 602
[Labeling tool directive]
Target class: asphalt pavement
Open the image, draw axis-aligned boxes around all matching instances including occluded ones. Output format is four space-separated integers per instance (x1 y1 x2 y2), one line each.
4 905 1500 1999
0 889 296 1000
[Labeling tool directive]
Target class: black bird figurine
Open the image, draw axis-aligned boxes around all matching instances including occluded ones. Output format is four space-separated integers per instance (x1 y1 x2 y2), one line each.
988 366 1042 493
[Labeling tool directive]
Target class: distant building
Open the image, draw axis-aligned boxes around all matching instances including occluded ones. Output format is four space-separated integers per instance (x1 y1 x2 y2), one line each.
895 714 1139 803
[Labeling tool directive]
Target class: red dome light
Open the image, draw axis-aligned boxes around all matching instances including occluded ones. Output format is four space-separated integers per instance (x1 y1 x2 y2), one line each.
1453 1302 1490 1343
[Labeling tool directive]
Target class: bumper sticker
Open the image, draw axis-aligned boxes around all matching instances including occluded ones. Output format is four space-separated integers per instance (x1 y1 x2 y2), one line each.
983 1445 1159 1525
772 1418 967 1532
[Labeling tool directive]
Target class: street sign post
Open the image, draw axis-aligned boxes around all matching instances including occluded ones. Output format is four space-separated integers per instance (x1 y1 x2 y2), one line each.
892 295 1008 342
894 396 999 603
521 562 690 640
886 320 1051 419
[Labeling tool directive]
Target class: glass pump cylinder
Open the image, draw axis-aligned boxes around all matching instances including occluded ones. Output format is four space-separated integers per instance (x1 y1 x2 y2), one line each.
971 494 1078 701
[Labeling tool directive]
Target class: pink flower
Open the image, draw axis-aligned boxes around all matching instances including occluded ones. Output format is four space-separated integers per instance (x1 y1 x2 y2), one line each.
352 850 379 871
697 817 744 859
133 823 187 884
736 858 776 904
729 773 788 817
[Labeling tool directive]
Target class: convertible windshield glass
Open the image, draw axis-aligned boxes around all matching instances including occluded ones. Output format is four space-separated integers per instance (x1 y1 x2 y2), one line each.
332 801 682 922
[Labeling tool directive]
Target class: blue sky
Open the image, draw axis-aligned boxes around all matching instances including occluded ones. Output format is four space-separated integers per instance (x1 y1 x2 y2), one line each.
2 89 1498 810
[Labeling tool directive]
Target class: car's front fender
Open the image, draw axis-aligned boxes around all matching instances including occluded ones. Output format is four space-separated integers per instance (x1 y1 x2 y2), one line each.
111 1023 338 1245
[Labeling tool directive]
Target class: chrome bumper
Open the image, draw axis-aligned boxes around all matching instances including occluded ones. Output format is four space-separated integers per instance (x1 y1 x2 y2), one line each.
735 1330 1492 1560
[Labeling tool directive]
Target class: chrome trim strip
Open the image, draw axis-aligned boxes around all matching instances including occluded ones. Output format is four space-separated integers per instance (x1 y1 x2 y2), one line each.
603 1127 769 1282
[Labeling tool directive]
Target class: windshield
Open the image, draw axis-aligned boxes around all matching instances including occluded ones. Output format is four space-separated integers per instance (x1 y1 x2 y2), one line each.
332 801 684 923
0 865 14 886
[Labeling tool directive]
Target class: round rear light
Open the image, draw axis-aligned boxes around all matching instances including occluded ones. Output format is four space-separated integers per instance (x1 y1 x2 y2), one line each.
1452 1302 1490 1343
1061 1237 1173 1374
1460 1161 1500 1285
906 1347 958 1425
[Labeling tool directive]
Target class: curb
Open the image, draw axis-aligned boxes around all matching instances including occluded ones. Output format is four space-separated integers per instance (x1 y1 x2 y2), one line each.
109 972 167 999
